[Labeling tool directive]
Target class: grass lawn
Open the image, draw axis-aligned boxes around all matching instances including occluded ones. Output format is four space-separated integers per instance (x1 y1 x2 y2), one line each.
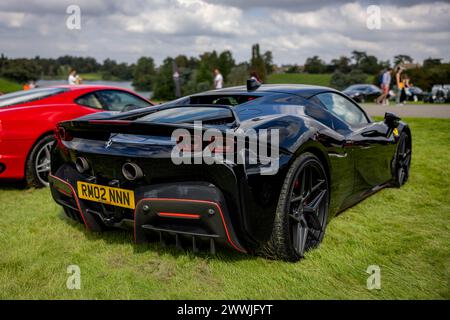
0 77 22 93
0 118 449 299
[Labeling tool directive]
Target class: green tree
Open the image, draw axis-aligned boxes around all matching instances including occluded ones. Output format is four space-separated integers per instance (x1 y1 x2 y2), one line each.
304 56 326 74
217 50 235 81
330 69 368 90
196 61 213 85
423 58 442 68
250 43 267 81
263 50 274 74
132 57 156 91
394 54 414 66
359 55 382 74
351 50 368 67
330 56 351 73
152 57 176 100
1 58 41 83
226 63 249 86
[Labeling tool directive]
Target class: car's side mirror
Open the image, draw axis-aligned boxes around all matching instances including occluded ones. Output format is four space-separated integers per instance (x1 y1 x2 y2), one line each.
384 112 401 128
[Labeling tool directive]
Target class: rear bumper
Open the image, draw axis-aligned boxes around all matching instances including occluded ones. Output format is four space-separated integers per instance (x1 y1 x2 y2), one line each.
49 166 246 253
0 139 30 180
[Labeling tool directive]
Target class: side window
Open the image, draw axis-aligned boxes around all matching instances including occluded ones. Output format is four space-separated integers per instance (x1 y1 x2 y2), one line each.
96 90 150 111
75 93 104 109
316 92 369 127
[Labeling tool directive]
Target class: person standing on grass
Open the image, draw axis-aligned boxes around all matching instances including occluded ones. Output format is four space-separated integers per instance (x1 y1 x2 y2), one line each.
376 67 393 105
214 69 223 89
395 66 405 105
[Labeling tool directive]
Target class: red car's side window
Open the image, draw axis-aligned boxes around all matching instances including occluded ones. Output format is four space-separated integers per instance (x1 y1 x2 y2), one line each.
75 92 104 110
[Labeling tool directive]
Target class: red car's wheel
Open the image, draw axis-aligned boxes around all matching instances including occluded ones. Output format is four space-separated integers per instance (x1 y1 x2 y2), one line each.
25 134 54 188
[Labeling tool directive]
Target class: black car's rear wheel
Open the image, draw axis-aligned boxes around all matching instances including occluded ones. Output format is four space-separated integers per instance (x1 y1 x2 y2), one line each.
394 132 411 187
262 153 329 261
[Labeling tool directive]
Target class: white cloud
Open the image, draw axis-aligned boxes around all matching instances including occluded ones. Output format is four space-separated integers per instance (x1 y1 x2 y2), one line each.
0 12 26 28
0 0 448 65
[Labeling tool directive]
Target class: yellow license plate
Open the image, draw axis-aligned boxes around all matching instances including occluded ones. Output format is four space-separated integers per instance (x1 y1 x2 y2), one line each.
77 181 135 209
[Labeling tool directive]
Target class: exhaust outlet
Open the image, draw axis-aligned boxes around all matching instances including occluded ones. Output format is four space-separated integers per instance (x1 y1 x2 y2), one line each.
75 157 90 173
122 162 143 181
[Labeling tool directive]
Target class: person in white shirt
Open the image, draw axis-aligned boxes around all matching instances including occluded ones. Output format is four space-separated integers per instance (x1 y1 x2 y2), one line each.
68 69 78 85
214 69 223 89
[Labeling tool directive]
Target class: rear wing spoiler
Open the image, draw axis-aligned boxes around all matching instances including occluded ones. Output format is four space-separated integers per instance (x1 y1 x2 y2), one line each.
57 104 241 140
96 104 240 125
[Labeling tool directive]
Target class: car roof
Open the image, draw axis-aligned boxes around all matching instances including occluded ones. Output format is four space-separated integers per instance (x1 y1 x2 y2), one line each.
191 84 337 98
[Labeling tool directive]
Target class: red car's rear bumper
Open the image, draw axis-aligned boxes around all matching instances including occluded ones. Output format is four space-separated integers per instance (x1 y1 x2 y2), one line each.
0 139 32 180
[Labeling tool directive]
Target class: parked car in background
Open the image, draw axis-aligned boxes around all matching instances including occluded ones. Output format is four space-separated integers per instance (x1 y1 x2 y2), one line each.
426 85 450 103
0 85 153 187
406 86 426 102
342 84 382 103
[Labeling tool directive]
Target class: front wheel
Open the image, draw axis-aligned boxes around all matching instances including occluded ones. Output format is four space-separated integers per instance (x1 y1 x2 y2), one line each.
25 134 54 188
261 153 329 261
393 132 411 187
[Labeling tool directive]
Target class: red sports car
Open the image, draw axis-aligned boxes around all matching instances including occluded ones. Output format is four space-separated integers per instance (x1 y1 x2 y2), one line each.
0 85 153 187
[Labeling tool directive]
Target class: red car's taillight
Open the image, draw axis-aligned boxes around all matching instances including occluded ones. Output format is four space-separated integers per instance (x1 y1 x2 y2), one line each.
55 125 73 141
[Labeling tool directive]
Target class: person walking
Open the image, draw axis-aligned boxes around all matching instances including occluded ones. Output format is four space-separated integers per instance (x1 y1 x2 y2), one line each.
395 66 404 105
376 67 393 105
214 69 223 89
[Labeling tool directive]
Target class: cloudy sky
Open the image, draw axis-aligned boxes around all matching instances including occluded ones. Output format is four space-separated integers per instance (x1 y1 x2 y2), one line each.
0 0 449 66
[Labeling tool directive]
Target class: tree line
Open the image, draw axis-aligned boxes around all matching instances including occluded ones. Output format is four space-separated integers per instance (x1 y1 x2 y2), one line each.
1 46 449 100
0 54 135 83
0 43 273 100
299 51 450 90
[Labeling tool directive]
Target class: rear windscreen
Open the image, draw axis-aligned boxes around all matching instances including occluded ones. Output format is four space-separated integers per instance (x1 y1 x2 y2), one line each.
0 87 68 108
137 107 234 124
188 95 260 106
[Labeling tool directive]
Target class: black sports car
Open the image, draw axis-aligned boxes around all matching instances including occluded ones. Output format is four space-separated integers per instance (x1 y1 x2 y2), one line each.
343 84 382 103
49 81 412 261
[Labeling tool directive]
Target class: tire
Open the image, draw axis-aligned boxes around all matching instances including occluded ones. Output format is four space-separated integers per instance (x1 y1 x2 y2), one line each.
393 132 411 188
25 134 55 188
261 152 329 261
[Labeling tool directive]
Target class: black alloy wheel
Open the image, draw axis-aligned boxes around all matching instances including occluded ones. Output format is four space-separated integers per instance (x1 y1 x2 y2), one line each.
394 132 411 187
262 153 329 261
